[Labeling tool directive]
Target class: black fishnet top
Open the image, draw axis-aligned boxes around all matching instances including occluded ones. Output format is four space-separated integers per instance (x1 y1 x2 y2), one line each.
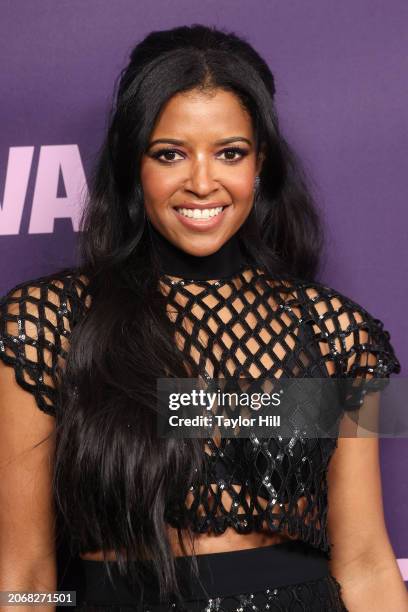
0 240 401 560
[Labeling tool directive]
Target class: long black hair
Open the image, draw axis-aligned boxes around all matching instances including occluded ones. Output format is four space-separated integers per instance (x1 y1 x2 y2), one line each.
53 24 325 601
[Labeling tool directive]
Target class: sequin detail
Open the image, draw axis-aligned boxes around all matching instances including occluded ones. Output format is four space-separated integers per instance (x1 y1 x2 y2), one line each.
0 266 400 559
75 573 348 611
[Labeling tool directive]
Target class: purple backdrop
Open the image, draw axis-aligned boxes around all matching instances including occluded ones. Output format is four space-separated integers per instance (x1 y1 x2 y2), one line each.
1 0 407 581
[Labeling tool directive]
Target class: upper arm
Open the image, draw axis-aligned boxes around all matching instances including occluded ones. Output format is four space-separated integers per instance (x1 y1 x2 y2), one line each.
0 276 76 588
305 285 401 571
0 360 57 588
326 402 396 574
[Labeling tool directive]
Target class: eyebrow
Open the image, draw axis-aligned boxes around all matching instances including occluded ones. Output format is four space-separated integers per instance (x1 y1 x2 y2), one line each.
147 136 252 148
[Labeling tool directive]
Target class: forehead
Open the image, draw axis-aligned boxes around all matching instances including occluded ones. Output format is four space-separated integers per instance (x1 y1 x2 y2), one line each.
149 88 254 140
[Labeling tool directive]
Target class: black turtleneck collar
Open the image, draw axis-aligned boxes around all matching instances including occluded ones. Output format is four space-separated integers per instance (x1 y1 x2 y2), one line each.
147 221 248 281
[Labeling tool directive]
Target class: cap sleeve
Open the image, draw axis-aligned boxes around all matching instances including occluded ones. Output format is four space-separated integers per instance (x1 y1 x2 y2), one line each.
299 282 401 411
0 273 80 416
341 308 401 410
320 288 401 411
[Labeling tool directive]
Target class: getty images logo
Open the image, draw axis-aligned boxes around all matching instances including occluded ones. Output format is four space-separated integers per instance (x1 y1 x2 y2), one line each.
0 145 87 235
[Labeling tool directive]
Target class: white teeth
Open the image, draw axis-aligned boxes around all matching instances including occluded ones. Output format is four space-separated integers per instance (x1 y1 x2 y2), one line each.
176 206 224 219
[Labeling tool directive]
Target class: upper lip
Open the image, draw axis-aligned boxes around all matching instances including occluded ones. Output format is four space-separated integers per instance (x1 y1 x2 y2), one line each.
174 202 229 210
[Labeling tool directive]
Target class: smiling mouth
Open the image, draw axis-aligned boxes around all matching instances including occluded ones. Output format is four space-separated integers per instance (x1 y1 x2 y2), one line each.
174 206 226 219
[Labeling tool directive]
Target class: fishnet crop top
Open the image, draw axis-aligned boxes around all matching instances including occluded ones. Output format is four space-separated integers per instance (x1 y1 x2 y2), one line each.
0 265 401 559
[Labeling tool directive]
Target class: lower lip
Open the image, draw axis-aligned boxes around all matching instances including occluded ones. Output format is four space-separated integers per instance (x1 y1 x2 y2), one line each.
173 207 228 231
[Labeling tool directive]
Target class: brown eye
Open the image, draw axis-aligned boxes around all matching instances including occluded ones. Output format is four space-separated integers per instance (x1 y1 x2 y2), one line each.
218 147 249 162
151 149 184 163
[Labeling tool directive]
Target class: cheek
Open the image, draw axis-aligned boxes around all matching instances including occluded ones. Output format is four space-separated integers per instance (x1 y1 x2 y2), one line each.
140 161 179 205
228 170 255 203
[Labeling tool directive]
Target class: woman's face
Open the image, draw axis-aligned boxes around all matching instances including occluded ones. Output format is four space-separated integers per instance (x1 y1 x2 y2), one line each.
140 88 264 256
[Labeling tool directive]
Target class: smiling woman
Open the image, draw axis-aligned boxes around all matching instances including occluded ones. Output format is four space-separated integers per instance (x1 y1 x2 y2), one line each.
0 23 406 612
140 88 263 251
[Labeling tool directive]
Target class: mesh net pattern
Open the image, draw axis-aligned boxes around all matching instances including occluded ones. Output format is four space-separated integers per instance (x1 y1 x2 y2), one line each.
0 270 88 415
0 266 401 559
158 266 400 552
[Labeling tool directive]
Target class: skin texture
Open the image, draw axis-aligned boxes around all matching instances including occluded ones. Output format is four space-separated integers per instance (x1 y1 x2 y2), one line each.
0 289 59 611
139 87 264 257
310 288 408 609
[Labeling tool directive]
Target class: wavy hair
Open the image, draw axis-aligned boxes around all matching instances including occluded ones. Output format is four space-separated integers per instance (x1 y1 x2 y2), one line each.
53 24 325 602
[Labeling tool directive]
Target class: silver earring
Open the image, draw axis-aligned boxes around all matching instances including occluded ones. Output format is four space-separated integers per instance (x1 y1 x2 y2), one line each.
253 176 261 219
253 175 261 192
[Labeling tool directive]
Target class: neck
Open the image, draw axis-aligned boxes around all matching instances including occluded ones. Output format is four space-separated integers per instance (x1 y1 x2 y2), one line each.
147 222 247 281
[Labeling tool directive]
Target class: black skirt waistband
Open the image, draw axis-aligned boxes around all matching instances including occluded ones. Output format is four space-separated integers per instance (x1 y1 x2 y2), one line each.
79 540 330 606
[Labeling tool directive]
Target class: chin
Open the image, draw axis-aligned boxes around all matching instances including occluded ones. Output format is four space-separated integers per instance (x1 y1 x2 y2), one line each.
179 239 222 257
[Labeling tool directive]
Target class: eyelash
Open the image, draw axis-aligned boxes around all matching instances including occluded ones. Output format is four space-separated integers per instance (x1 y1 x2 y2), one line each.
150 146 249 164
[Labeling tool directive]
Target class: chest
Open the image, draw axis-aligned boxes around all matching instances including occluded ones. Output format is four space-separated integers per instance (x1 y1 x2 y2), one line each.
161 277 332 380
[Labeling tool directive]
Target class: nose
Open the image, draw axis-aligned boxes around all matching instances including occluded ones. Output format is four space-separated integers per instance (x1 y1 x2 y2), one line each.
185 158 218 197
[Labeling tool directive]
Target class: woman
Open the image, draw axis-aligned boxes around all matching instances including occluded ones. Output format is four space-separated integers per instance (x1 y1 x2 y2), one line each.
0 24 406 612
